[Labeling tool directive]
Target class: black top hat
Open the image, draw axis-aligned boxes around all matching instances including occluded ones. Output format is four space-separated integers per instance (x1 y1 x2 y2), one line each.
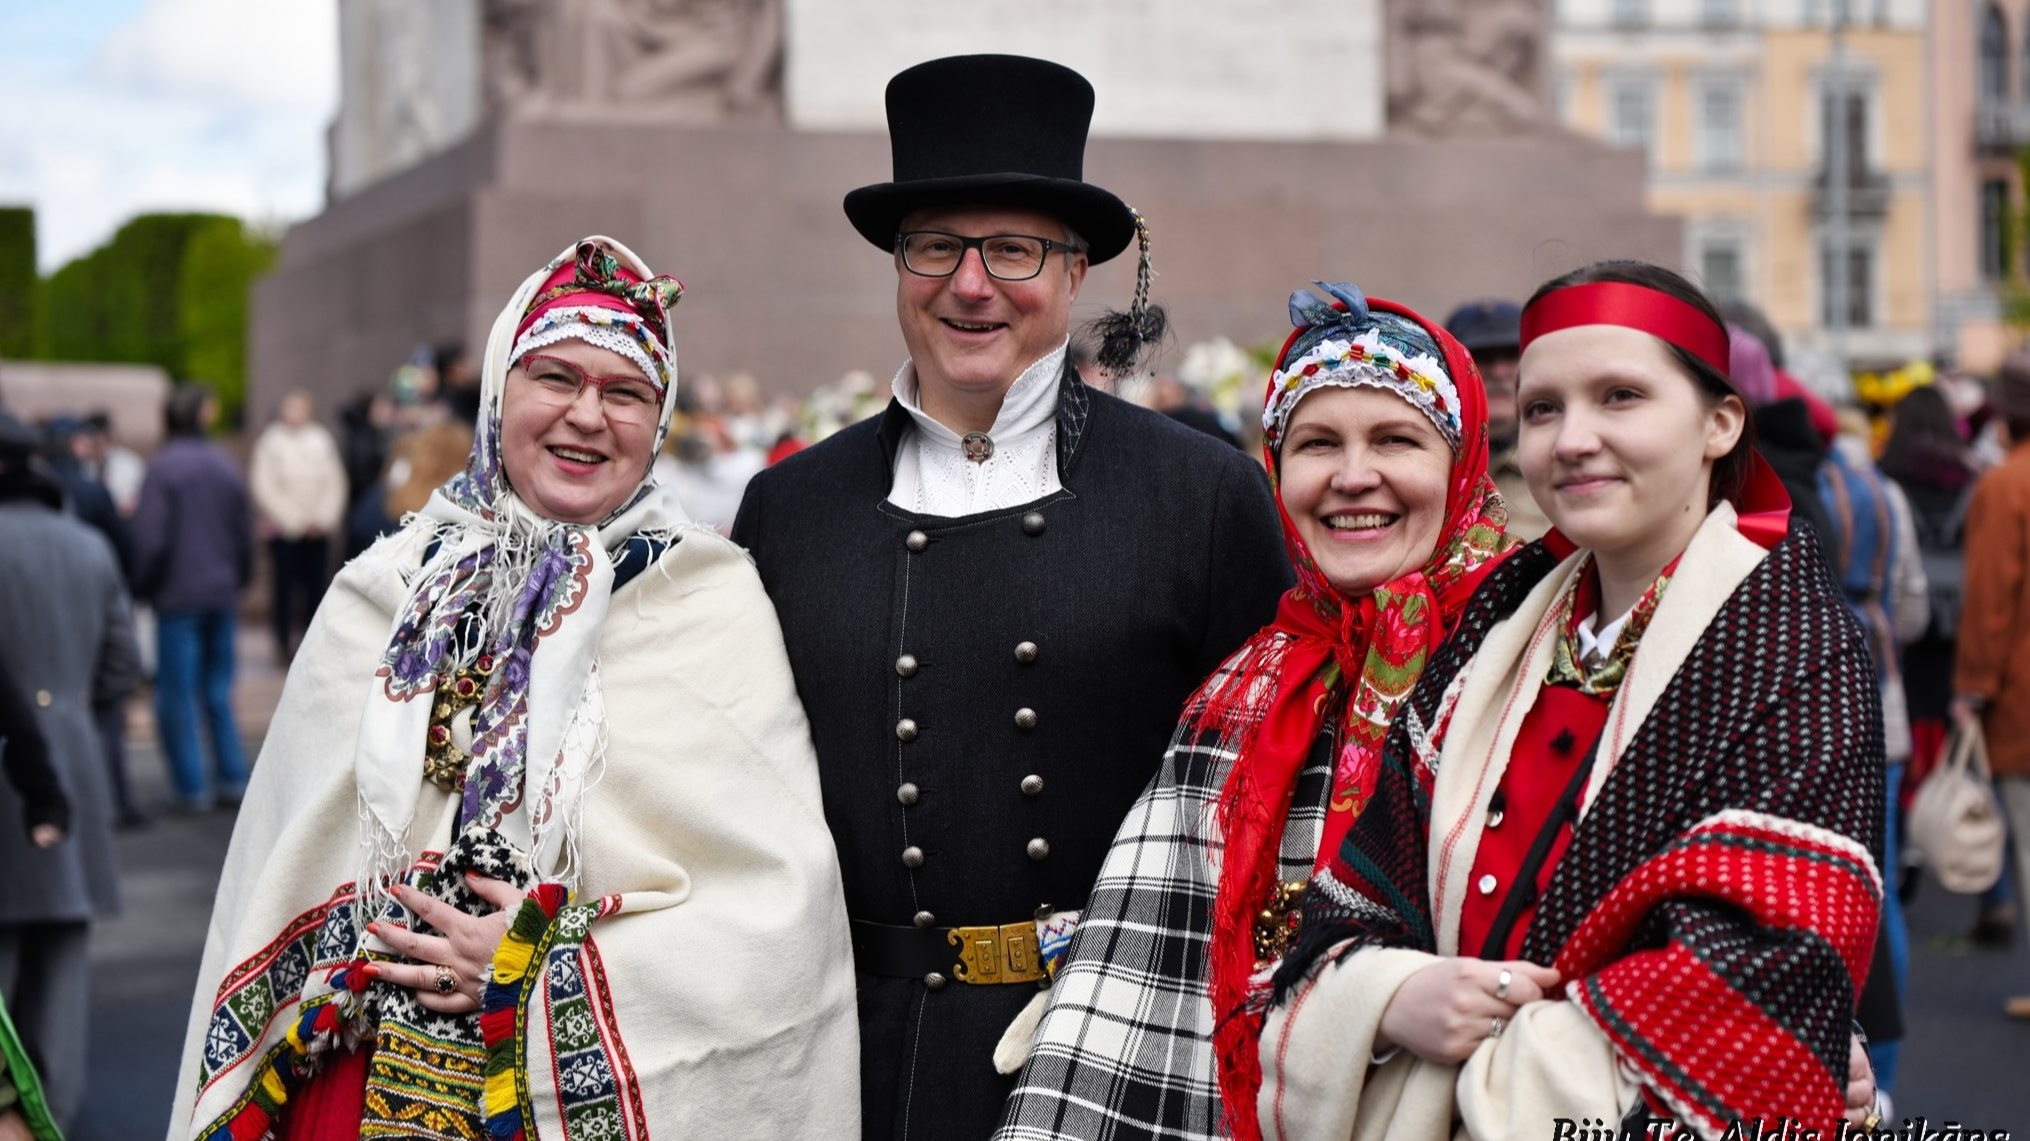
843 55 1136 264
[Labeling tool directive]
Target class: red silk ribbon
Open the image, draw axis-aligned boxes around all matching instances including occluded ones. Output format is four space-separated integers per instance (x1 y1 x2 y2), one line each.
1520 282 1732 378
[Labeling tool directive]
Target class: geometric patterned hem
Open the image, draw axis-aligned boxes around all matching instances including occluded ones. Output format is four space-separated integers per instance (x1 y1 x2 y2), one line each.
197 960 375 1141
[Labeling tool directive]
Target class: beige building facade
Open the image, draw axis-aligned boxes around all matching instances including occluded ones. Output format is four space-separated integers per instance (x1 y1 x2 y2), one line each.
1554 0 1929 371
1936 0 2030 374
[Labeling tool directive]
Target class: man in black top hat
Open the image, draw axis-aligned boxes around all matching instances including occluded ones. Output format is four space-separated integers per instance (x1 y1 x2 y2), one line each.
1444 298 1548 540
732 54 1291 1139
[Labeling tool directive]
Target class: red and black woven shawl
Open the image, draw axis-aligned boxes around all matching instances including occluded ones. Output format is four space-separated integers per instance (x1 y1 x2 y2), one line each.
1271 525 1885 1134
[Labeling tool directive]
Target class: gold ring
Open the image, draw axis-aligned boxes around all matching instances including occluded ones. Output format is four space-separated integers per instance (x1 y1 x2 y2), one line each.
1862 1097 1883 1135
433 963 461 995
1494 968 1512 1001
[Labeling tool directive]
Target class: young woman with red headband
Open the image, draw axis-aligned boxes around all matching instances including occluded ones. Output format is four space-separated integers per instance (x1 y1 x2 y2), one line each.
1253 262 1886 1140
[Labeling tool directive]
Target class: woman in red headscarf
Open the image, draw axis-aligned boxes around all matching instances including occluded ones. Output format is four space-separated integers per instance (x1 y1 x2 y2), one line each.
997 281 1510 1141
1255 262 1884 1141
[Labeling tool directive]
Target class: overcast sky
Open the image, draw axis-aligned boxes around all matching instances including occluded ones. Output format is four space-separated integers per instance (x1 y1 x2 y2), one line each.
0 0 339 271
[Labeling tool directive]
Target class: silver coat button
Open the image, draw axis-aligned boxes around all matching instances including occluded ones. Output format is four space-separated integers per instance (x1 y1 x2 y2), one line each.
1477 873 1498 896
1021 512 1046 536
1014 707 1038 731
1033 903 1055 920
1014 641 1039 664
896 654 919 677
914 910 936 928
1027 838 1050 860
897 782 920 806
902 846 925 868
1020 774 1044 796
896 718 919 742
924 971 947 990
906 530 929 552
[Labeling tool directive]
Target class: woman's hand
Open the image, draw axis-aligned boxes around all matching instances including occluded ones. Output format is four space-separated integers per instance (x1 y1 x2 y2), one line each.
1375 957 1561 1065
1844 1033 1880 1130
0 1108 33 1141
366 873 529 1013
29 824 62 849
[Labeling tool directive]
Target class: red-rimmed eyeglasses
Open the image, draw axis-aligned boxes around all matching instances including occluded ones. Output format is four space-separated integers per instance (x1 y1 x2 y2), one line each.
514 354 662 424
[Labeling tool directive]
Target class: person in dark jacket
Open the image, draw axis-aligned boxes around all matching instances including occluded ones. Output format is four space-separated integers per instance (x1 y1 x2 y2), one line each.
0 410 141 1132
38 417 145 828
732 55 1292 1141
131 385 251 810
38 417 131 583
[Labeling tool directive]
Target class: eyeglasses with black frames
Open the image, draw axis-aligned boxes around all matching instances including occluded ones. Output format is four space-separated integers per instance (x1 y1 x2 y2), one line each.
515 354 662 425
895 231 1086 282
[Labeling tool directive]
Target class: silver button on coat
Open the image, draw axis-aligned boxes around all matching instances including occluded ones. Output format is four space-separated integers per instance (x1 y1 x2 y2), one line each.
924 971 947 990
897 782 920 806
1020 774 1044 796
1477 873 1497 895
1021 512 1046 536
1026 838 1050 860
1014 641 1039 664
906 530 929 552
1014 708 1038 731
902 846 925 868
896 718 919 742
914 910 936 928
895 654 919 677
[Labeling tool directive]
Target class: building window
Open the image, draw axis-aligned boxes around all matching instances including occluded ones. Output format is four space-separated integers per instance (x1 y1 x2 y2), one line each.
1608 83 1654 156
1700 0 1736 27
1612 0 1647 28
1700 240 1745 302
1699 86 1743 170
1983 179 2011 281
1981 4 2008 103
1819 88 1869 179
1820 240 1874 329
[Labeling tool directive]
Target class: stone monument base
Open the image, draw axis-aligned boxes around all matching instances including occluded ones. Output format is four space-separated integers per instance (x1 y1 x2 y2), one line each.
251 117 1675 421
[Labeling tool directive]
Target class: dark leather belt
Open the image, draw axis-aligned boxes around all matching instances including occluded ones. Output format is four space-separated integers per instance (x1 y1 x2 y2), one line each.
850 918 1048 985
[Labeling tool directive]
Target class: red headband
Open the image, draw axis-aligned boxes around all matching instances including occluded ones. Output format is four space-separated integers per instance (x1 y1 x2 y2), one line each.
1519 281 1731 377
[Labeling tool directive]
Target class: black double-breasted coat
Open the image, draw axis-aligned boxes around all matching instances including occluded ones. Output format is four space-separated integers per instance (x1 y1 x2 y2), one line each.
732 366 1292 1139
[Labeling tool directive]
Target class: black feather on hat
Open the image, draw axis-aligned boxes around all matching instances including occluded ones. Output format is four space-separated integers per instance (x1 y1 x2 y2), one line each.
842 55 1137 263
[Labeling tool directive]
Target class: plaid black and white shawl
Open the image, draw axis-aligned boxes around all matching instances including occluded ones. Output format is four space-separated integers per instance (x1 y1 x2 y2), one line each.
994 639 1335 1141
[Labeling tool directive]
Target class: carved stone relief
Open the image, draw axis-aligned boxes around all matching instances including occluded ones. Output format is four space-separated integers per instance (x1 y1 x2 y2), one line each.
483 0 784 123
1385 0 1551 137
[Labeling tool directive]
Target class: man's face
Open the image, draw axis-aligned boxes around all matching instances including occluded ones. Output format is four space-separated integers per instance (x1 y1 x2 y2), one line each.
1475 345 1521 446
894 205 1087 403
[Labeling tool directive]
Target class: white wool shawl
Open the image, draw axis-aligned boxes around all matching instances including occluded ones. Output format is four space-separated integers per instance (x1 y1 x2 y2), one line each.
169 526 860 1139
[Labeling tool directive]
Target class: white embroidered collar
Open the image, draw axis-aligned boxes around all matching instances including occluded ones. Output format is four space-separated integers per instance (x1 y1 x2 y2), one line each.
890 340 1068 449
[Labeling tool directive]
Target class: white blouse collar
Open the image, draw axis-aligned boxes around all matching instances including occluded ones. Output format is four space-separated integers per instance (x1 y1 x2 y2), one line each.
890 340 1068 444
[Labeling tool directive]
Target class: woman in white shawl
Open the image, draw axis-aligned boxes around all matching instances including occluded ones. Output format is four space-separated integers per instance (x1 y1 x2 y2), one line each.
171 238 857 1141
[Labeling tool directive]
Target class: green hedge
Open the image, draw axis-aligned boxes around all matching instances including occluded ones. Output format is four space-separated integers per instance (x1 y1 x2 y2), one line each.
0 208 33 359
34 212 277 421
178 219 278 420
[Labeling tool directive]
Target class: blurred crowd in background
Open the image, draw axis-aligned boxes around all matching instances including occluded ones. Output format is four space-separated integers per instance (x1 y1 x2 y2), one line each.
2 291 2030 1137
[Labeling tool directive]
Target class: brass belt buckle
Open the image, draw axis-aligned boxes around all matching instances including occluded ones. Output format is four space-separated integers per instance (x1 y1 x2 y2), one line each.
948 921 1046 985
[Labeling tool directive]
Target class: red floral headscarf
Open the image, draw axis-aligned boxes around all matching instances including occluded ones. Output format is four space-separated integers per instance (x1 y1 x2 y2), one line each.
1197 282 1512 1139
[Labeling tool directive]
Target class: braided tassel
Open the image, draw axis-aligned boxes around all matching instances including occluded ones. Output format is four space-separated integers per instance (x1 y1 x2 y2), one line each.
1092 207 1167 377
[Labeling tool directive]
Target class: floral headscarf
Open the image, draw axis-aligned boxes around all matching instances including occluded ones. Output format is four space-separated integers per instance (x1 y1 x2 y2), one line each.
353 236 693 933
1197 282 1511 1139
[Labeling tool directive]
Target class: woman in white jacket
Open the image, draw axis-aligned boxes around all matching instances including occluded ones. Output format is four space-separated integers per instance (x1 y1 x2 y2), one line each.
248 391 347 659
